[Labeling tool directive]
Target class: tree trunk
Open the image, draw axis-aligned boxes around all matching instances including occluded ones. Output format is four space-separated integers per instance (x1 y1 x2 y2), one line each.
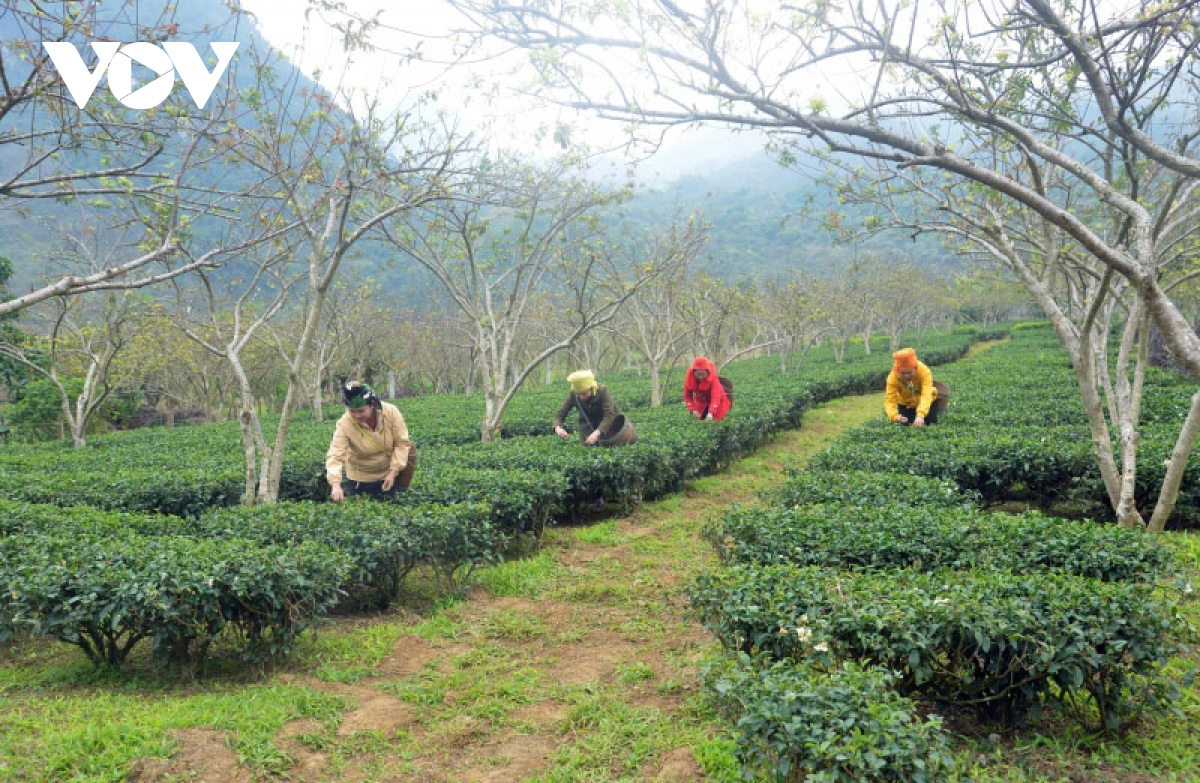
1073 330 1129 520
260 365 301 504
227 351 269 506
257 436 277 503
1148 391 1200 532
481 390 501 442
649 357 662 407
833 335 848 363
59 384 87 448
312 371 324 423
238 406 260 505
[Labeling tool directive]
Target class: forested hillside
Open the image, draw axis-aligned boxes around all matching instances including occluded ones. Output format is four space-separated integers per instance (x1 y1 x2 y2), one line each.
629 153 955 280
0 0 444 303
1 0 957 309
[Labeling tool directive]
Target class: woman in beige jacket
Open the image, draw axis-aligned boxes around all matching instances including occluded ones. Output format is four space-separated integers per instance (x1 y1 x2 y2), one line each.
326 382 413 501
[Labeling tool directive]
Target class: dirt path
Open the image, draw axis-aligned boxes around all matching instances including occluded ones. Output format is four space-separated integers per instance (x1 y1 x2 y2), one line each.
144 394 882 782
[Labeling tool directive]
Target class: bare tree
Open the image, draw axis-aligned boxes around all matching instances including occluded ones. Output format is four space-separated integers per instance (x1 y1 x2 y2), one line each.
951 271 1032 327
378 310 477 395
679 276 777 370
0 2 257 316
174 241 297 503
0 290 139 447
603 216 709 406
384 154 693 440
760 272 837 375
871 260 953 350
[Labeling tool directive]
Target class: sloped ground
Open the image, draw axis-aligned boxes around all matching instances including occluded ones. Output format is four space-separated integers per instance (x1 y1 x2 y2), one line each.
128 394 883 782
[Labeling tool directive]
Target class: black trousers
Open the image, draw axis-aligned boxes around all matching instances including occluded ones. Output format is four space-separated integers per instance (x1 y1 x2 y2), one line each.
897 404 941 425
344 479 406 499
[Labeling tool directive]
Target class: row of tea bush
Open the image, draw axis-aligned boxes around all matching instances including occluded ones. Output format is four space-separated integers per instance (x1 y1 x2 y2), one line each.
0 327 1004 673
690 328 1188 780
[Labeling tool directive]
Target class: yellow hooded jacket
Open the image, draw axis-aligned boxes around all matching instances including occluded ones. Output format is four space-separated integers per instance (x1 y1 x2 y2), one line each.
325 401 412 486
884 361 938 421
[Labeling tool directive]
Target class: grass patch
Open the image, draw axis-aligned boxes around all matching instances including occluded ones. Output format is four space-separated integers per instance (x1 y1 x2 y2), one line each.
615 661 656 685
531 688 717 780
0 683 344 780
381 645 542 730
385 672 448 709
481 609 552 641
555 580 637 605
411 613 465 641
476 549 566 598
0 647 112 694
574 520 620 545
294 622 412 684
693 736 741 781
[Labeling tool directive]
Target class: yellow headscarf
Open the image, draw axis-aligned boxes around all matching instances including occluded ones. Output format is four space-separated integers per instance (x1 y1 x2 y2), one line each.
567 369 598 394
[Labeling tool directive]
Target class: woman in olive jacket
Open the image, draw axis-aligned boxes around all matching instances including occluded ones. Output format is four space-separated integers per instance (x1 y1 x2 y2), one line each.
552 369 624 446
552 370 629 511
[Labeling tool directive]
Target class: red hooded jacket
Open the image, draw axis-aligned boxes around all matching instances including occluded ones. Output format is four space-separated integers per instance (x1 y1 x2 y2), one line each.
684 356 731 421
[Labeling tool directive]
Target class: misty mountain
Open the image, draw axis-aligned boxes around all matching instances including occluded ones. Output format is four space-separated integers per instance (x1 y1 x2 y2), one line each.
1 0 958 316
626 153 957 281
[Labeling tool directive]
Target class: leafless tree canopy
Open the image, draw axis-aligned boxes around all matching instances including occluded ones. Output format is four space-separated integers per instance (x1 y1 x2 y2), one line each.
447 0 1200 373
438 0 1200 528
0 1 260 315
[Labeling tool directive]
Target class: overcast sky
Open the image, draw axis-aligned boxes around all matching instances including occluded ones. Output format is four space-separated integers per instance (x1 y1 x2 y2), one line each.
235 0 771 184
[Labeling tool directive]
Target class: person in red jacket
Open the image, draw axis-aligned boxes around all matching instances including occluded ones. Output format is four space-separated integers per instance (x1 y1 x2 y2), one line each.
684 356 731 421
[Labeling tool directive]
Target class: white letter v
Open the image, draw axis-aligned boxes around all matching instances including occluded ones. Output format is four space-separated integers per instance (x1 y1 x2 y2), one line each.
163 42 240 109
42 42 121 109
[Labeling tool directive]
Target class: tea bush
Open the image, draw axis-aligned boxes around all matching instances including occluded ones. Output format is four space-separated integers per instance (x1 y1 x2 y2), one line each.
706 654 956 782
707 503 1175 582
0 533 349 672
689 564 1183 730
398 468 567 536
0 499 193 537
765 469 980 509
198 500 498 607
809 422 1094 504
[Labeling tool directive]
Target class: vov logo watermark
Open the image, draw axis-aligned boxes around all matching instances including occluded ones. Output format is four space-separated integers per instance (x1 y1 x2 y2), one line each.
42 41 240 110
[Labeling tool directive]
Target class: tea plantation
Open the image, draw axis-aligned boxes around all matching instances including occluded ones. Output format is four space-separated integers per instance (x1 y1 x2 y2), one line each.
0 326 997 673
3 322 1197 782
692 323 1197 780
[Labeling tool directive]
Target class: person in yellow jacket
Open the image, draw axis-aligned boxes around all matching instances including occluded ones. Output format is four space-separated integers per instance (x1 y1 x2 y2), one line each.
884 348 940 426
326 381 414 501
